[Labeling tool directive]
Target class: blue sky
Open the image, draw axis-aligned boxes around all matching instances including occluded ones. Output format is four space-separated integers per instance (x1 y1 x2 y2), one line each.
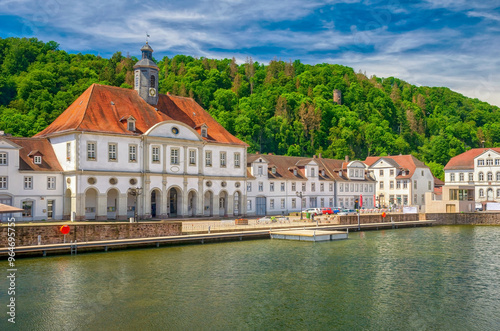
1 0 500 106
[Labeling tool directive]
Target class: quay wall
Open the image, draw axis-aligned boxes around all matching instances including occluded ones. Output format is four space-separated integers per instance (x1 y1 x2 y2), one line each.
0 222 182 247
423 212 500 225
338 212 500 226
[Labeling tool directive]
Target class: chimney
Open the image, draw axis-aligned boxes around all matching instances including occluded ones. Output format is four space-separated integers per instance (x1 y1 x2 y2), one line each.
313 155 317 159
318 153 322 158
345 155 349 163
256 151 260 155
268 153 272 155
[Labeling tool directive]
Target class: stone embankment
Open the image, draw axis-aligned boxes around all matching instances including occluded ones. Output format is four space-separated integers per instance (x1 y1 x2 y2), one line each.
0 222 182 247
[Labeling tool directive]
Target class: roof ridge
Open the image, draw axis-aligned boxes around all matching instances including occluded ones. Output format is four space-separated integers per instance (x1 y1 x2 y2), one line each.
76 83 96 131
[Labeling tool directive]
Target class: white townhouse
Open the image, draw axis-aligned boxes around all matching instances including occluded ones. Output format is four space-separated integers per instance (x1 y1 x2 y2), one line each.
245 153 375 216
430 148 500 213
364 155 434 210
246 154 335 216
1 42 248 221
319 157 376 209
0 137 64 221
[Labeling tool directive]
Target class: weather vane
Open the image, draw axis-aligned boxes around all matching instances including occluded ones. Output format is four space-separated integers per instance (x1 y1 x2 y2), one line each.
146 32 150 43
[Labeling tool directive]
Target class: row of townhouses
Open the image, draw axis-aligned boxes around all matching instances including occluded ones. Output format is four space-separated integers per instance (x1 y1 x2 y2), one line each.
1 43 498 221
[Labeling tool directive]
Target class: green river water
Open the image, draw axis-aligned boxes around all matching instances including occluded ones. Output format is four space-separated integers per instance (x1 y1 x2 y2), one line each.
1 225 500 330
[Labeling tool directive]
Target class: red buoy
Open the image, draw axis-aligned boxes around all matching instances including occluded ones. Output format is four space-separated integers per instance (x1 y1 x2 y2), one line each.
60 225 70 235
382 212 387 218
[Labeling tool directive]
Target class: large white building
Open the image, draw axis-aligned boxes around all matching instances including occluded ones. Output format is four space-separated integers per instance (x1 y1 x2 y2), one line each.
427 148 500 213
0 42 247 221
364 155 434 210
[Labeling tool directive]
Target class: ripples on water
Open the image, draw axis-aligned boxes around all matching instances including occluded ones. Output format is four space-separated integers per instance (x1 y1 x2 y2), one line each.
1 226 499 330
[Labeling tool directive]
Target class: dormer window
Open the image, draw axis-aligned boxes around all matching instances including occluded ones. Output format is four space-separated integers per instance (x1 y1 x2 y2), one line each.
293 169 297 176
127 118 136 131
321 169 325 177
272 166 276 174
311 168 315 177
34 155 42 164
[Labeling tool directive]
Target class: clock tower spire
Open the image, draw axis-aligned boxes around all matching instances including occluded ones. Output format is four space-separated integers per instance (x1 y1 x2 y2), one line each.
133 40 159 105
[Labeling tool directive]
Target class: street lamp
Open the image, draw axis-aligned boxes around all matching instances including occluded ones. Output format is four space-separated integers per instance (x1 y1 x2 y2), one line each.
127 187 143 222
296 191 303 220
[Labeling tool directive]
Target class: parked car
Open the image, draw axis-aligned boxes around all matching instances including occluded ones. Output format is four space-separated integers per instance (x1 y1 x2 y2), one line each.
338 209 357 215
332 207 342 214
301 208 321 216
321 207 333 215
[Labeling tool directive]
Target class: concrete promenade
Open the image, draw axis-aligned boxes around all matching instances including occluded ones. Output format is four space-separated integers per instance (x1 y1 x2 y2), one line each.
0 219 435 258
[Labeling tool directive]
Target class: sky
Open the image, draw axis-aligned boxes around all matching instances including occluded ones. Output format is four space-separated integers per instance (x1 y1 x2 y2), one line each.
1 0 500 106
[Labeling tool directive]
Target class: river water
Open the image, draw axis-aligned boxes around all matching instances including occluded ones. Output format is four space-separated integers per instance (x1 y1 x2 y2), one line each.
2 225 500 330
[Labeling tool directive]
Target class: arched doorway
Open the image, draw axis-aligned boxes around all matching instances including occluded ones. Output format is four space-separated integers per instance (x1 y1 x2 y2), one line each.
168 187 181 217
64 189 72 220
204 191 213 216
107 188 119 220
219 191 228 217
234 191 241 216
150 189 161 218
187 190 197 217
85 188 98 220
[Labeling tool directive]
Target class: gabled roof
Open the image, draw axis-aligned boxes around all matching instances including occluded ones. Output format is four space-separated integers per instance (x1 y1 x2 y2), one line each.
364 155 427 178
7 137 62 172
247 154 374 182
35 84 247 146
444 148 500 170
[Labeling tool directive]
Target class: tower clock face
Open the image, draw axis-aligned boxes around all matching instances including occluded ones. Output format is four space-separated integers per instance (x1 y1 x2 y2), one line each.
149 88 157 97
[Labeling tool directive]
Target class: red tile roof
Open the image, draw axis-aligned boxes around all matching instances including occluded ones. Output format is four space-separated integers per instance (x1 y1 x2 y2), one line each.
364 155 427 178
444 148 500 170
7 137 63 171
247 154 375 182
35 84 247 146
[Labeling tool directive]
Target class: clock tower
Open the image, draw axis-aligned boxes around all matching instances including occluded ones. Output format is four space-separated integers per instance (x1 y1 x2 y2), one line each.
133 42 159 105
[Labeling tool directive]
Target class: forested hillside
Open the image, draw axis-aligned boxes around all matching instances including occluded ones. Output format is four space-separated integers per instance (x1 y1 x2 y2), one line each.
1 37 499 179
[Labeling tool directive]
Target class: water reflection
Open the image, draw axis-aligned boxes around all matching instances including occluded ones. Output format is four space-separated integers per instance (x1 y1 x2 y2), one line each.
2 226 500 330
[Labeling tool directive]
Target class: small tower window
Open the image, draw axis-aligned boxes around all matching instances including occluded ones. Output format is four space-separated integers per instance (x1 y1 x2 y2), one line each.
150 75 155 88
34 155 42 164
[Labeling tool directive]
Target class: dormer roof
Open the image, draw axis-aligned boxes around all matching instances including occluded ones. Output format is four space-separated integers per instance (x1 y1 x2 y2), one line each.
6 137 62 171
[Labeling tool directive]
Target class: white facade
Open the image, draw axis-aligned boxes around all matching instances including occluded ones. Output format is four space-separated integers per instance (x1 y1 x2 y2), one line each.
0 138 64 221
48 121 247 221
444 149 500 203
336 161 375 209
368 158 434 209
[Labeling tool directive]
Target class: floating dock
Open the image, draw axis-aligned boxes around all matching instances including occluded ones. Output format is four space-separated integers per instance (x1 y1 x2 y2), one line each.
271 229 348 242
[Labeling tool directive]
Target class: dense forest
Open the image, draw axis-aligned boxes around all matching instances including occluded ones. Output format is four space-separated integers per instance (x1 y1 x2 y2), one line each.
1 37 500 179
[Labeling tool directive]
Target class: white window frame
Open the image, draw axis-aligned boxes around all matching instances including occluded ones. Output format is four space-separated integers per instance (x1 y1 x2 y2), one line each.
66 142 71 161
171 148 179 165
129 144 137 162
108 143 117 162
0 152 7 165
205 151 212 166
220 152 226 167
281 182 285 192
33 155 42 164
151 146 160 163
234 152 240 168
47 176 56 190
189 149 196 165
0 176 7 189
24 176 33 190
87 142 96 161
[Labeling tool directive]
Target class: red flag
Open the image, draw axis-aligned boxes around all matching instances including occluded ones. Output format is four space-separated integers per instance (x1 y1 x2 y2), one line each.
360 195 363 208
